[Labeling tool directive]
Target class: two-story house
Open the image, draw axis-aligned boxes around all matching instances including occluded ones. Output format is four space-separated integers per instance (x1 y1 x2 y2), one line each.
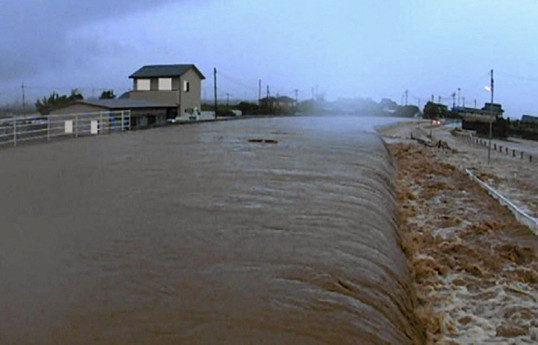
49 63 205 128
129 64 205 120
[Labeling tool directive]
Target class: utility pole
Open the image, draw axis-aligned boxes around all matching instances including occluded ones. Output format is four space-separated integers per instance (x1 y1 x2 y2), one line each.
452 92 456 109
438 96 441 103
457 87 461 107
488 69 494 165
258 79 262 104
213 68 218 119
294 89 299 106
404 90 408 106
474 99 477 109
266 85 270 98
462 97 465 108
431 94 434 102
226 93 230 107
21 82 26 115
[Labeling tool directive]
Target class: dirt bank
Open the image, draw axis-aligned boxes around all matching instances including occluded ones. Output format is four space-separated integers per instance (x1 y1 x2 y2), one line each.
381 123 538 344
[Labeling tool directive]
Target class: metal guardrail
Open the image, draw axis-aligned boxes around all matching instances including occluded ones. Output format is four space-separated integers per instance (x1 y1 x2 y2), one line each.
452 130 535 163
0 110 131 148
466 169 538 235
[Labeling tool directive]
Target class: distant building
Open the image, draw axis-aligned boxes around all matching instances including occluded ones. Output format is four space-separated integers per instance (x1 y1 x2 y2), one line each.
454 102 507 138
259 96 296 112
521 115 538 124
128 64 205 120
453 102 504 119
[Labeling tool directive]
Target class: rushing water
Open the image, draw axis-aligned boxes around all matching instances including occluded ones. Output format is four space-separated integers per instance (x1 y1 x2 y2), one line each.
0 116 422 344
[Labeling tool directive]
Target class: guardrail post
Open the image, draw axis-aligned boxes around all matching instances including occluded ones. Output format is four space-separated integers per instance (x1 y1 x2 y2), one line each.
521 152 524 160
121 111 124 132
47 116 51 141
513 149 516 157
530 155 533 162
75 114 78 138
100 112 103 134
13 116 16 147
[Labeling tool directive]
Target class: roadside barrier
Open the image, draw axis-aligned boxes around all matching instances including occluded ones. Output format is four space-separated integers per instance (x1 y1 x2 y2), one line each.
453 131 535 163
0 110 131 148
466 169 538 235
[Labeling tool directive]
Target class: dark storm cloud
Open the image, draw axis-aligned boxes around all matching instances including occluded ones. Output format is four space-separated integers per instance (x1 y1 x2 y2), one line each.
0 0 177 81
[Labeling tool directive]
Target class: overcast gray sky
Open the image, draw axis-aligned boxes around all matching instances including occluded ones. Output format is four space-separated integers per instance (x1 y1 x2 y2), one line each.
1 0 537 117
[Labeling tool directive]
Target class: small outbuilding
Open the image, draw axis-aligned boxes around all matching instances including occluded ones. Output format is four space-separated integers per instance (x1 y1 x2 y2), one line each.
50 99 176 128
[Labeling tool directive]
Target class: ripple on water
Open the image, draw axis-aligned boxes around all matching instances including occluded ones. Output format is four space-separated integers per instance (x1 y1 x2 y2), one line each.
0 116 423 344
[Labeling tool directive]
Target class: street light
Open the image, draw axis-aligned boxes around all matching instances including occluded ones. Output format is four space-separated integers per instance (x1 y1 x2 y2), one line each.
484 79 494 163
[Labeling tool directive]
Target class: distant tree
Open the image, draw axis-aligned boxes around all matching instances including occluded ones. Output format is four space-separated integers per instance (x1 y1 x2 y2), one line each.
423 101 448 119
201 103 214 111
35 89 84 115
99 90 116 99
379 98 398 111
68 89 84 101
296 100 316 114
395 105 420 118
236 101 259 115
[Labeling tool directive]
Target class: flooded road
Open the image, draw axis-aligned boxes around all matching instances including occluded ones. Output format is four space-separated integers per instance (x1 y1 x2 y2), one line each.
0 116 422 344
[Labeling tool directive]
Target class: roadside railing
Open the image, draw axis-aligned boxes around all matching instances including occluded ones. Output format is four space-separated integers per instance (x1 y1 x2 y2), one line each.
466 169 538 234
0 110 131 148
452 130 535 163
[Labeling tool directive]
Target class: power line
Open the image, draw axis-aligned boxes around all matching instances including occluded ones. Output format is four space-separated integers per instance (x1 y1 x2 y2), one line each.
497 71 538 83
217 70 258 92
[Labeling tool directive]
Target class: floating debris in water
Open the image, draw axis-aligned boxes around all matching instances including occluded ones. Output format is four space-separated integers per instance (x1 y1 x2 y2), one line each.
248 138 278 144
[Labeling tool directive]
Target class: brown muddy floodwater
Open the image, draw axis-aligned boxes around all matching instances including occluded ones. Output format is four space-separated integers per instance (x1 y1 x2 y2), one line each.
0 116 422 344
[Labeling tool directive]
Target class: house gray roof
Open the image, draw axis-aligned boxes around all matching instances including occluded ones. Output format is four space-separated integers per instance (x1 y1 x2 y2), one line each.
77 99 176 109
522 115 538 123
118 91 130 99
129 64 205 79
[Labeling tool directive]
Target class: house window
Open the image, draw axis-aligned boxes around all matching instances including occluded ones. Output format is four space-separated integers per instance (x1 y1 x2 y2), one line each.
158 78 172 91
137 79 150 91
183 81 190 92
